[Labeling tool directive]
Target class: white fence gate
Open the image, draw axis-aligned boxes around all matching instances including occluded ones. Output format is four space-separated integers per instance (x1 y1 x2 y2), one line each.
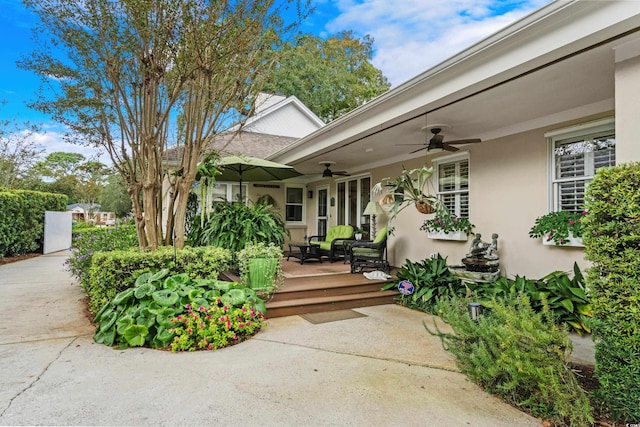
43 211 72 254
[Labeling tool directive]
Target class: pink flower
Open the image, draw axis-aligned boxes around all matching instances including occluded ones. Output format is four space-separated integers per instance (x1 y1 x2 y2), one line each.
185 303 191 309
208 344 213 350
199 306 205 311
582 211 588 215
569 221 575 225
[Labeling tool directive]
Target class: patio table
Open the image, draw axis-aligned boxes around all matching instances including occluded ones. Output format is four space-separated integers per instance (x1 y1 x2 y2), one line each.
287 242 323 265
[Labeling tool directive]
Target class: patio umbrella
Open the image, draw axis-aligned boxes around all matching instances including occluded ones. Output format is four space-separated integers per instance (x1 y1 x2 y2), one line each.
216 155 302 201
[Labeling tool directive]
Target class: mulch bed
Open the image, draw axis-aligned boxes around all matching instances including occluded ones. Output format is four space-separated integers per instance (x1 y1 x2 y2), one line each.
0 253 41 266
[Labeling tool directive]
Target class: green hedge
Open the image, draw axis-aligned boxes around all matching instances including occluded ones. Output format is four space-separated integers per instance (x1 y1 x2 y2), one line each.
583 162 640 422
0 188 68 257
86 246 232 313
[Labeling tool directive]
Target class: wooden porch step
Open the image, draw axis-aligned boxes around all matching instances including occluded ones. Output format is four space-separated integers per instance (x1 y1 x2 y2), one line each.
265 290 398 318
269 274 391 302
219 270 399 318
266 272 398 318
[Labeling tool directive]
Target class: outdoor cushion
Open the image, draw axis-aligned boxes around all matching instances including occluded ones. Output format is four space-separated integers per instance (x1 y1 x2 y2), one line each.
315 225 354 251
373 227 387 244
352 228 387 257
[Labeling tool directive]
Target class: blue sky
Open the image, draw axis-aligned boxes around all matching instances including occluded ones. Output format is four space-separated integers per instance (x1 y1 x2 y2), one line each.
0 0 550 160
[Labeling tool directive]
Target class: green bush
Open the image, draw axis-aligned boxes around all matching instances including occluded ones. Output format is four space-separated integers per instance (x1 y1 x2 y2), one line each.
583 162 640 422
71 221 99 238
426 295 593 426
93 270 266 350
383 254 465 313
86 246 232 313
67 224 138 288
187 202 289 264
469 263 592 335
0 189 67 257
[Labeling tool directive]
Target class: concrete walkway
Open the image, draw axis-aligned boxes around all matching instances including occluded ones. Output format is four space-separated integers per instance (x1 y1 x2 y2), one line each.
0 252 545 426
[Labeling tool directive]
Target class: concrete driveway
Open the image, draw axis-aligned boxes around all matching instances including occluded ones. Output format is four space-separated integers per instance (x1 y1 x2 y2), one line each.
0 252 539 426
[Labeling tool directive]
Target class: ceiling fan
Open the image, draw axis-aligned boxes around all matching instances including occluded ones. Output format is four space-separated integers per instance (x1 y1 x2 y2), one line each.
407 125 482 154
318 161 350 177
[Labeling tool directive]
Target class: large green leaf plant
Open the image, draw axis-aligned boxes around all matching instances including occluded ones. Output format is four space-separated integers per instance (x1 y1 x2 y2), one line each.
93 269 266 349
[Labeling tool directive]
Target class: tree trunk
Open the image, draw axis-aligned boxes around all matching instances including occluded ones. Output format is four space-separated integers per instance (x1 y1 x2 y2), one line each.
172 177 194 248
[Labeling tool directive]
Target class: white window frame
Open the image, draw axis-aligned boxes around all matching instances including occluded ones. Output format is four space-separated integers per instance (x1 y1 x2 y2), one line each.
334 173 371 228
432 152 470 218
546 117 615 212
285 185 305 225
192 181 248 212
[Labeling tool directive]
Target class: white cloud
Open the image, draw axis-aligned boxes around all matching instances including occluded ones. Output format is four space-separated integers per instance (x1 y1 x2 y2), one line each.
25 125 108 163
323 0 551 86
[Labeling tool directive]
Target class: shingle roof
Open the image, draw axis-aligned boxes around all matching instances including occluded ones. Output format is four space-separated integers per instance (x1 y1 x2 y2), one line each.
163 131 297 164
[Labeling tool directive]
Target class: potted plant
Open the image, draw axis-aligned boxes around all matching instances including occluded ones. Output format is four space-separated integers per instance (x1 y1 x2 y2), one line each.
236 242 284 295
354 227 369 241
372 165 441 220
529 210 587 246
420 212 475 241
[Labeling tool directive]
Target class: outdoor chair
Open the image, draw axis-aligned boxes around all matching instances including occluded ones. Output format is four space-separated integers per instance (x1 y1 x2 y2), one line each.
309 225 354 262
349 227 389 273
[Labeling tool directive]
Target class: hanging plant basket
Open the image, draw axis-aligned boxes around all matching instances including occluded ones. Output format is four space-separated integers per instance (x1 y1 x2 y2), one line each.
415 201 435 214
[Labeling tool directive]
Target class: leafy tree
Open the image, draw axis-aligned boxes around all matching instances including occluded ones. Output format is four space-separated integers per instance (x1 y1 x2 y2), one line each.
34 152 86 181
262 31 391 122
99 174 133 218
21 0 308 250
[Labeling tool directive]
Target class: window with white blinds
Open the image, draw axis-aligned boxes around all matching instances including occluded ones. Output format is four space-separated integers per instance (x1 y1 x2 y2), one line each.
552 127 615 212
436 158 469 217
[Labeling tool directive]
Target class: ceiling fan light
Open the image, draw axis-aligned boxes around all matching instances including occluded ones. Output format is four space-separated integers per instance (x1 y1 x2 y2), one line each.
428 141 444 152
322 169 332 177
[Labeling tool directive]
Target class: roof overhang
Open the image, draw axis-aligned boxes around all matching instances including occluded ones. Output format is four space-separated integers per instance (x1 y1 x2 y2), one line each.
268 0 640 177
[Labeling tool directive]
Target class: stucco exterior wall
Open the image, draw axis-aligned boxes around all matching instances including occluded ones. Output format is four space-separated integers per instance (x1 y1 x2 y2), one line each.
470 129 586 278
615 54 640 163
369 126 595 279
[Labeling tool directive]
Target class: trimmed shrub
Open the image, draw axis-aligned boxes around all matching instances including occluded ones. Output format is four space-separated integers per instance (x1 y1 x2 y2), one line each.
67 224 139 288
0 188 67 257
583 162 640 422
426 295 593 426
86 246 232 313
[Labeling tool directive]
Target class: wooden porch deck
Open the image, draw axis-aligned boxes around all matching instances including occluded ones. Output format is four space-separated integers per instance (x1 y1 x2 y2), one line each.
221 258 399 318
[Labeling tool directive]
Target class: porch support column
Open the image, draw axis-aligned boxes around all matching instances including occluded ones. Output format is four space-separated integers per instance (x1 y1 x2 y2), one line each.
614 35 640 163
